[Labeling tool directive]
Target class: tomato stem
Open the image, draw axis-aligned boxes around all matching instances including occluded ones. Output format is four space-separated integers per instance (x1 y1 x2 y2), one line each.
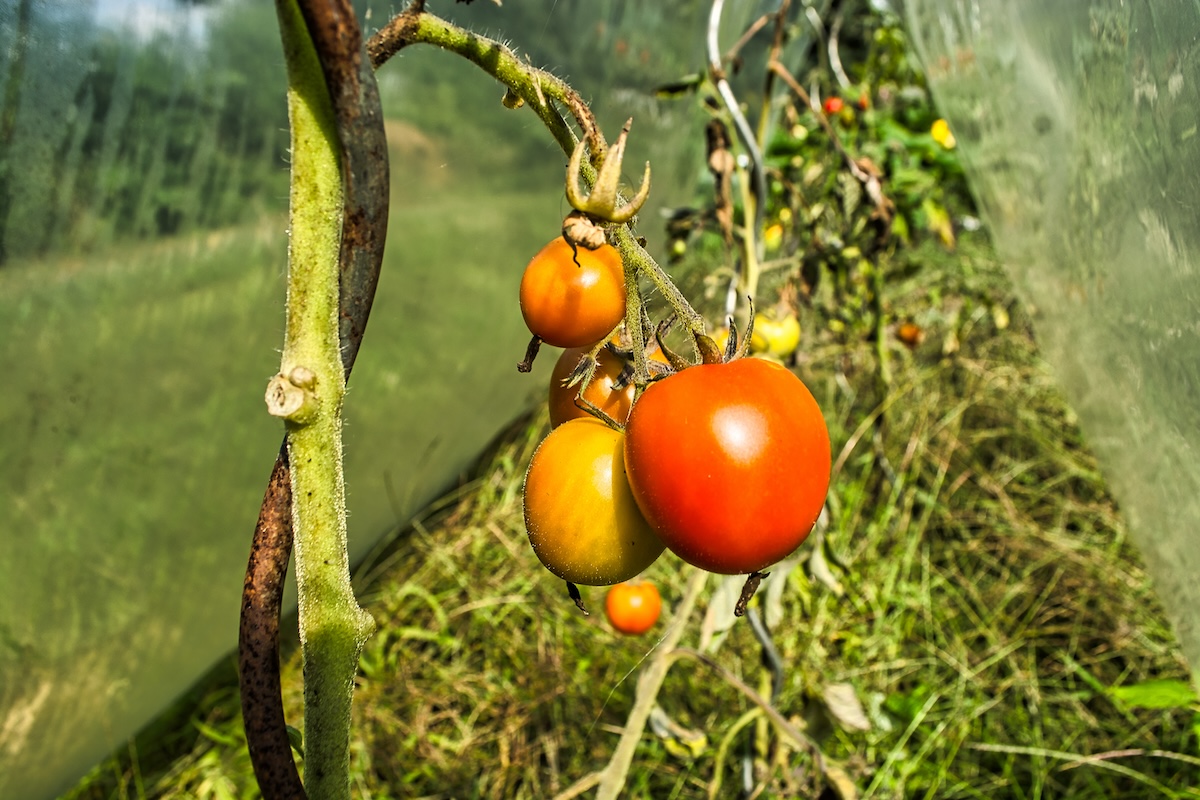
566 581 589 616
516 334 542 374
272 3 375 799
734 571 770 617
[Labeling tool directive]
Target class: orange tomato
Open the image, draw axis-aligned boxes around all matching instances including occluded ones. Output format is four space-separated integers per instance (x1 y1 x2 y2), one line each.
897 322 925 347
605 581 662 635
548 346 636 428
519 237 626 348
548 343 669 427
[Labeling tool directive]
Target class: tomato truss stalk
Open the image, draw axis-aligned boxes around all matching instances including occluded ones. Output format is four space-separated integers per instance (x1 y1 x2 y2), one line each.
268 2 375 798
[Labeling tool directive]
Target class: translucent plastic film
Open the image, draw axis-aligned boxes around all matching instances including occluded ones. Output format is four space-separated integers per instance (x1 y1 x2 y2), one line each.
0 1 721 796
904 0 1200 682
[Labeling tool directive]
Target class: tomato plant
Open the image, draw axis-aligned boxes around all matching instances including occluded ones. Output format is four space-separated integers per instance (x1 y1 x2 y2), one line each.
524 418 664 585
605 581 662 635
519 237 626 348
623 358 830 574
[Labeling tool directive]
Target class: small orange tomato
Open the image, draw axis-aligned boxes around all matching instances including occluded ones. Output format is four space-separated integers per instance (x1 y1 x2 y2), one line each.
897 322 925 347
823 96 844 115
520 237 626 348
548 346 635 428
549 344 669 427
605 581 662 635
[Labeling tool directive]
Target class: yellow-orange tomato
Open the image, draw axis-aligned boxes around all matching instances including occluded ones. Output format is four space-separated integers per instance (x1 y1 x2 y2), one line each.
548 346 636 428
754 312 801 358
605 581 662 635
523 418 664 586
519 238 626 348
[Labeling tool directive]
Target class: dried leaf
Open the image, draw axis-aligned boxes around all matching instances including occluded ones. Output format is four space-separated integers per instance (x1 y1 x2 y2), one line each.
823 683 871 732
763 551 805 629
808 526 844 597
822 761 859 800
839 172 862 219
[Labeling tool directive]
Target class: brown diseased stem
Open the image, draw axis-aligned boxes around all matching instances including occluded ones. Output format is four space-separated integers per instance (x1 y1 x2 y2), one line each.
239 447 306 800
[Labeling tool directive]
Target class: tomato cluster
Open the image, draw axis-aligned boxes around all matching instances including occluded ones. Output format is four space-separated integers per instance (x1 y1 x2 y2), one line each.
518 233 832 598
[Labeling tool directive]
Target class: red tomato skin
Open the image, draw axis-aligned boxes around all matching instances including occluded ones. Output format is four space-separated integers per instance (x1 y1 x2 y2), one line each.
823 96 845 115
623 359 830 574
605 581 662 635
519 238 626 348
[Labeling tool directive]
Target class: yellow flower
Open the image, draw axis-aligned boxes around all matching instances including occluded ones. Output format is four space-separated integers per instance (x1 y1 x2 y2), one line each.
931 118 956 149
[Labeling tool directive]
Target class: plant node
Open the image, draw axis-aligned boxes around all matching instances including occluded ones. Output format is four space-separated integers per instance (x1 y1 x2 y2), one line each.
265 370 319 424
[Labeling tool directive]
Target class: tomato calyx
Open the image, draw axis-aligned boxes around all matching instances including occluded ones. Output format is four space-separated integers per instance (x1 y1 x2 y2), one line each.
565 117 651 225
650 298 760 376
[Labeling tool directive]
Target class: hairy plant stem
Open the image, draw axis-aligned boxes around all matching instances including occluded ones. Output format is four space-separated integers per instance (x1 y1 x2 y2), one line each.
276 2 374 798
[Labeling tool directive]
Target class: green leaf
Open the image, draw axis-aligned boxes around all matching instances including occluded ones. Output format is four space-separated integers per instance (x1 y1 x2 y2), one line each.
1107 679 1198 710
884 684 932 723
286 724 305 759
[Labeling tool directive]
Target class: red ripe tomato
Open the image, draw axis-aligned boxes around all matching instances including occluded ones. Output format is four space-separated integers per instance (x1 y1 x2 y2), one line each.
823 96 844 115
623 358 830 574
605 581 662 635
519 237 626 348
524 418 665 586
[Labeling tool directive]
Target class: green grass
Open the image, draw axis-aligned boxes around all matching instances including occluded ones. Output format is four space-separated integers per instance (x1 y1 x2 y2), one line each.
63 230 1199 800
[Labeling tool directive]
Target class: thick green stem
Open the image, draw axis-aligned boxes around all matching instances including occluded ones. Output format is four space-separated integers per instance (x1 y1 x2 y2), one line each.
274 2 374 798
370 10 586 155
